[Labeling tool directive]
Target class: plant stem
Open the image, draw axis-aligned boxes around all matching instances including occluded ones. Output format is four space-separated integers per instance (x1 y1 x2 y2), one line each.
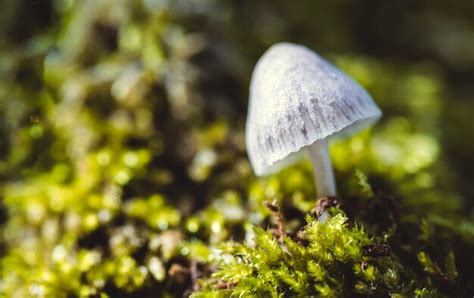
307 138 337 198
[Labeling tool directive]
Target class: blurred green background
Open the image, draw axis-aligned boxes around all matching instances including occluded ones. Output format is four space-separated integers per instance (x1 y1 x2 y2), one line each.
1 0 473 297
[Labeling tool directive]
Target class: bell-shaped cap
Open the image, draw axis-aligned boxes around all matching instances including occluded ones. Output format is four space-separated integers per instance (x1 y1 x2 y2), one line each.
246 42 382 176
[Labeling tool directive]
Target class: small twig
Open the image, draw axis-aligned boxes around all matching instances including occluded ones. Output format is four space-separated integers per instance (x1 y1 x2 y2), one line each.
264 200 286 244
190 260 200 292
213 280 238 290
311 196 341 218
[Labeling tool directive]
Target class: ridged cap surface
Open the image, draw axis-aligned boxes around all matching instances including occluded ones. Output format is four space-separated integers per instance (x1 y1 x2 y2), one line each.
246 43 382 176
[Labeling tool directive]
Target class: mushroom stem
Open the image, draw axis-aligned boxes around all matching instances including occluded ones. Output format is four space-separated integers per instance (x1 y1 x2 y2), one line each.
307 138 337 198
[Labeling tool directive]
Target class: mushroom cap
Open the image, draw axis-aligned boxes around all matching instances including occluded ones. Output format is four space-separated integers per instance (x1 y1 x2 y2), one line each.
246 42 382 176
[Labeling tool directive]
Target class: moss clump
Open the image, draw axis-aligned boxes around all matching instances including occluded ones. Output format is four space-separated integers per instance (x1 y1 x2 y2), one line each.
195 212 372 297
193 206 463 297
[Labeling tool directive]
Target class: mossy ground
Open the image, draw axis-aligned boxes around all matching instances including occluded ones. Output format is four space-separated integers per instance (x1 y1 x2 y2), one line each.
1 1 473 297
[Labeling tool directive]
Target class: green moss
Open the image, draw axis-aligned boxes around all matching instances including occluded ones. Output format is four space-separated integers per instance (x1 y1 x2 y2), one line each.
193 211 414 297
1 0 473 297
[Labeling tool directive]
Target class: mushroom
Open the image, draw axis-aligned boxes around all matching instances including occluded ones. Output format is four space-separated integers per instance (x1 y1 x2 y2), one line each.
246 42 381 201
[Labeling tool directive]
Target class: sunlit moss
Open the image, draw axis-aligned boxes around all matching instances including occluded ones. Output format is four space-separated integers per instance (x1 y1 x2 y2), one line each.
125 195 181 230
194 212 399 297
1 0 473 297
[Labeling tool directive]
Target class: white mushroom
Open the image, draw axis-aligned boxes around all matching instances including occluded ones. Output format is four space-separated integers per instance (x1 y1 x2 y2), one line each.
246 42 382 199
